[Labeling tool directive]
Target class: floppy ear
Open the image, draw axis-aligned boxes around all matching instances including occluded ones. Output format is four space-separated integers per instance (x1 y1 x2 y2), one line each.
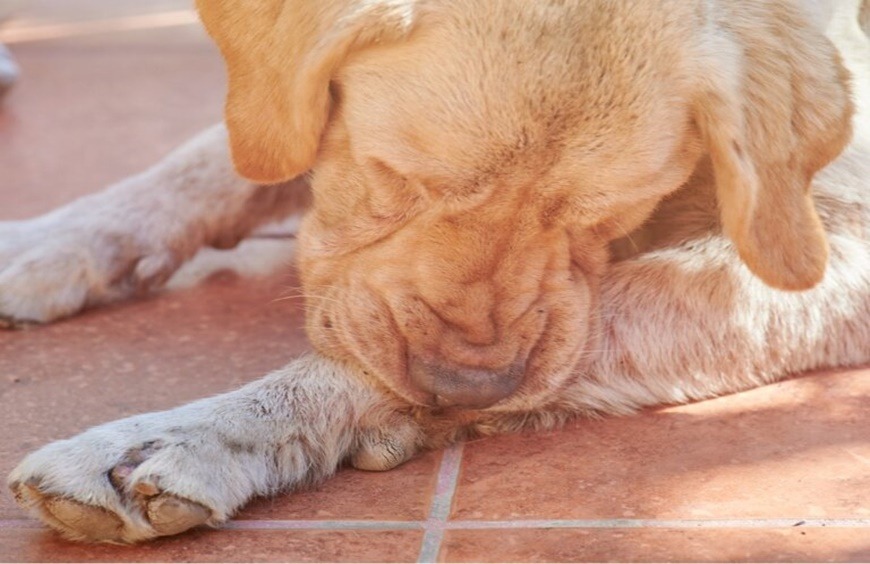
694 2 853 290
196 0 416 183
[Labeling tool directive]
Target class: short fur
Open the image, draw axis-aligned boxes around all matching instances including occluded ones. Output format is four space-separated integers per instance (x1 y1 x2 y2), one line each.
4 0 869 543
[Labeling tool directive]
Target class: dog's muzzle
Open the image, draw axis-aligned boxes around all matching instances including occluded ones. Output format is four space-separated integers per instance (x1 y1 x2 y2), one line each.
408 356 526 409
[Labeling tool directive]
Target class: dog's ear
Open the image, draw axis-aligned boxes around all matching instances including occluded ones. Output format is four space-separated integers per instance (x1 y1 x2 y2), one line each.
693 3 853 290
196 0 416 183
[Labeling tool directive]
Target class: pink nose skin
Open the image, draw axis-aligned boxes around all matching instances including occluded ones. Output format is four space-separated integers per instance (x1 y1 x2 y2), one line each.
408 357 526 409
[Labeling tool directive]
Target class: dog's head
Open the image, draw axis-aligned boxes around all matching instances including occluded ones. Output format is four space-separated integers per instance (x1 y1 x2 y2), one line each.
198 0 852 410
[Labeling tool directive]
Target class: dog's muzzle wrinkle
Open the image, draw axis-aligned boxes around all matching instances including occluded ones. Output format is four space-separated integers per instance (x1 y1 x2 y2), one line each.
408 356 525 409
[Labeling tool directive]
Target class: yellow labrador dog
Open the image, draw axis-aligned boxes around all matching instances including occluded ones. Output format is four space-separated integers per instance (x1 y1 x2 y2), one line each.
5 0 869 543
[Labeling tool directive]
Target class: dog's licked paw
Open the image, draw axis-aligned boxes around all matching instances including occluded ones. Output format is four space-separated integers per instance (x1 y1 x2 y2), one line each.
6 411 248 543
8 357 425 543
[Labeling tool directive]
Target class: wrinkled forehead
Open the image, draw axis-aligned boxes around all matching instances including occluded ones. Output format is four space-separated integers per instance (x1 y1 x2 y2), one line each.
336 0 694 189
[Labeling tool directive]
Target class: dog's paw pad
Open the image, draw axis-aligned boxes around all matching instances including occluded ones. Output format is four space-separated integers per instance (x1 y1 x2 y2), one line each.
44 497 125 542
10 480 125 542
146 494 211 536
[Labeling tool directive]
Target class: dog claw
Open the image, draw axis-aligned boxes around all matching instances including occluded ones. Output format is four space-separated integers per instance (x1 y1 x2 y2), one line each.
0 314 37 330
133 480 160 497
9 480 39 506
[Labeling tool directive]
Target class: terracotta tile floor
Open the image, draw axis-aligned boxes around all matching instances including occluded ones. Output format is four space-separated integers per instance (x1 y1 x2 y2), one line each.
1 2 869 562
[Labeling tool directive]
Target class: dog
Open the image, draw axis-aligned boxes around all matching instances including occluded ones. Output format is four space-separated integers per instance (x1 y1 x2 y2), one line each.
4 0 869 543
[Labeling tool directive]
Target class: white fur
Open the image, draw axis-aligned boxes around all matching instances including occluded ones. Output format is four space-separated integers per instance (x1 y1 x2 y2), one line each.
0 125 306 324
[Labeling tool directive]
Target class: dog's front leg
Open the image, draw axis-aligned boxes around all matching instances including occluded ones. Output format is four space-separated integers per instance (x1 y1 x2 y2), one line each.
0 123 310 325
7 354 422 543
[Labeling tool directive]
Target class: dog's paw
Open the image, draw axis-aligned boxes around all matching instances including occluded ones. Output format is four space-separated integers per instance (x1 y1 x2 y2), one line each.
0 215 179 326
7 356 427 544
7 412 245 543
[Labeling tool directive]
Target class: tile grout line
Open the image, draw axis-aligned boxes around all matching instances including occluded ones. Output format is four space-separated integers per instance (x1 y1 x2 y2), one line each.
220 518 870 530
416 442 466 563
222 520 423 531
441 518 870 529
3 516 870 531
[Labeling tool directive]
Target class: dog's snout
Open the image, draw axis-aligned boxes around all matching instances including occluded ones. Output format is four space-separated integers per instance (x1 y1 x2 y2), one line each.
409 357 525 409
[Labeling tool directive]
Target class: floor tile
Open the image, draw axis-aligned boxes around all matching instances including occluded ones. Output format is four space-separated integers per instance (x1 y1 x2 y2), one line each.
0 527 423 563
440 528 870 563
0 31 224 219
239 450 441 521
3 0 193 28
452 368 870 520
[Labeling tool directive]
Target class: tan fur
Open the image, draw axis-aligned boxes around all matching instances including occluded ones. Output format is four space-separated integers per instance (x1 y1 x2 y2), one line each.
200 0 861 407
197 0 416 182
693 0 853 290
3 0 869 544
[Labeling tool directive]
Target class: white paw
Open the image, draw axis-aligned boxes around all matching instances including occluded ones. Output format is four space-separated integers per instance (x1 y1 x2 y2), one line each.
7 410 255 543
0 212 179 325
8 411 423 544
7 357 426 544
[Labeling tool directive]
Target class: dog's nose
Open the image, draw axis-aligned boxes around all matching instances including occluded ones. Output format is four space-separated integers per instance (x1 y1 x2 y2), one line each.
408 357 525 409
